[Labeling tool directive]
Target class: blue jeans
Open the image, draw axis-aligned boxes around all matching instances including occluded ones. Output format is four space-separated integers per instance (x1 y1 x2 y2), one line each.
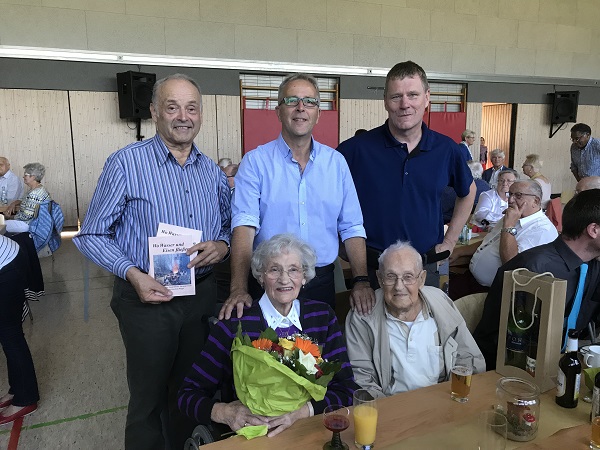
0 248 39 407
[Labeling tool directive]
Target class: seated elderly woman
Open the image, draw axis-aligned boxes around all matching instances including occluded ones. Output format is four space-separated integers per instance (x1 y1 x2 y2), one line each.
345 241 485 398
5 163 50 233
178 234 357 437
471 169 518 230
522 154 551 209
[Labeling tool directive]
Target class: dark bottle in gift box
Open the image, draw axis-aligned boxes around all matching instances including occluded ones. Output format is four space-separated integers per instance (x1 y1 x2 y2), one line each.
556 329 581 408
506 296 531 370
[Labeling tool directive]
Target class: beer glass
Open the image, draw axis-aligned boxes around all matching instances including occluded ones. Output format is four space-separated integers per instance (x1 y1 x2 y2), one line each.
592 416 600 449
451 352 474 403
353 389 378 449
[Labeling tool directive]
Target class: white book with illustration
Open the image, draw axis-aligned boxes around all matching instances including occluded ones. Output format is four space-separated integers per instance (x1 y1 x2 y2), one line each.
148 235 195 296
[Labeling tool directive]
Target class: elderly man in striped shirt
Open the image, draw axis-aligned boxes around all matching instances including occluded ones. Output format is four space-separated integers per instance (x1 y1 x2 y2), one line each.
74 74 231 450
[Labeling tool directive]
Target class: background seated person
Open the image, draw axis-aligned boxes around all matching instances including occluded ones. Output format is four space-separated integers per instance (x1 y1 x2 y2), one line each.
482 148 507 188
576 176 600 194
442 161 490 224
178 234 357 437
449 180 558 299
4 163 50 233
522 154 551 209
345 241 485 399
471 169 518 230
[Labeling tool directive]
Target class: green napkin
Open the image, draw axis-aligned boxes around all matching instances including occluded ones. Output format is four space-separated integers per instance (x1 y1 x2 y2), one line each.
583 367 600 391
235 425 268 439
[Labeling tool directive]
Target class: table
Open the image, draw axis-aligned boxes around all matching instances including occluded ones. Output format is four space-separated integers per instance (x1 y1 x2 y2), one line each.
203 371 589 449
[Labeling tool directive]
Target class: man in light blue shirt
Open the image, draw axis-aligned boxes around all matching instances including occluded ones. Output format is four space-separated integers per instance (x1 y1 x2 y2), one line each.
0 157 24 205
570 123 600 181
74 74 231 450
220 73 374 319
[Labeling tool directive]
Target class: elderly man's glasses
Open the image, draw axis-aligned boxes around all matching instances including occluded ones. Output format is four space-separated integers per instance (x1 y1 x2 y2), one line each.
279 96 320 108
264 266 304 280
380 273 419 286
507 192 537 200
571 134 588 143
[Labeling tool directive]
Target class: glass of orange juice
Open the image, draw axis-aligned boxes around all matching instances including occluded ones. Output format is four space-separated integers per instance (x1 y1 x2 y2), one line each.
353 389 378 449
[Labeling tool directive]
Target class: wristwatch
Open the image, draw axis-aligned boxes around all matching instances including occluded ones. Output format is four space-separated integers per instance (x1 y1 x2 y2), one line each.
501 227 517 236
353 276 370 285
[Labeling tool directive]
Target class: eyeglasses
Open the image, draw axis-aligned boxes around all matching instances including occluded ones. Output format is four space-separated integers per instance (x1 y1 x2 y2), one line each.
507 192 537 200
279 96 320 108
264 266 304 280
498 179 515 185
379 273 420 286
23 173 34 177
571 134 588 143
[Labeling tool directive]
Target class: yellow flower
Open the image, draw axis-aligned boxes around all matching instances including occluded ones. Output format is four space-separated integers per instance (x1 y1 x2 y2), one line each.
278 338 294 350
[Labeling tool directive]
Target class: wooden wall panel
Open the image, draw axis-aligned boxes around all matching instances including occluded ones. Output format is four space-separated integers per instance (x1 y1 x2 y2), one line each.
482 104 513 167
339 99 387 144
0 89 77 227
215 95 242 163
514 104 600 195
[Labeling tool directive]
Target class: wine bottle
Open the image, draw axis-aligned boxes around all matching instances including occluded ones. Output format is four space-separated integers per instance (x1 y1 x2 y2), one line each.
506 295 530 370
556 329 582 408
526 307 540 377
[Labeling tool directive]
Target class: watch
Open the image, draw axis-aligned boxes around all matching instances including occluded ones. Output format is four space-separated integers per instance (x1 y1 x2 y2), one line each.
352 276 370 285
501 227 517 236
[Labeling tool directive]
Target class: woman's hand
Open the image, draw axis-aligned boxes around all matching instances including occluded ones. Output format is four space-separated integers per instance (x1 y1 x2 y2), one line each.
211 401 269 431
265 403 310 437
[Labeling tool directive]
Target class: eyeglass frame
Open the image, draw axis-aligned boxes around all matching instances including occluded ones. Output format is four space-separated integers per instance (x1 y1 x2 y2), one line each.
278 96 320 108
377 271 423 286
571 133 589 143
263 266 305 280
507 191 538 200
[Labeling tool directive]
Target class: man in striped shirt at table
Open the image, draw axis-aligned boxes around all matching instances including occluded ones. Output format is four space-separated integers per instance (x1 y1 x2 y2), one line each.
74 74 231 450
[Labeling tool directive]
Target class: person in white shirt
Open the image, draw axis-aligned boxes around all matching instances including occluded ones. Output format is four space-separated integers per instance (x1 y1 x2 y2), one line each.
471 169 517 229
0 157 24 205
450 180 558 297
345 241 485 398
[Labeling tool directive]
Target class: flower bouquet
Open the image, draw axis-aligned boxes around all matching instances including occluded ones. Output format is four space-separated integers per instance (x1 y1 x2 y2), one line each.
231 322 342 419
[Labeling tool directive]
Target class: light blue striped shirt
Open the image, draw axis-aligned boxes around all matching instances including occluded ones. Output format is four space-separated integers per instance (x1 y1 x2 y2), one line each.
232 134 365 266
0 235 19 270
571 136 600 178
74 134 231 280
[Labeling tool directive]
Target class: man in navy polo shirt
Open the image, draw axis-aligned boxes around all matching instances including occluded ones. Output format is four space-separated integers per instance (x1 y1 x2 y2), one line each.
338 61 476 287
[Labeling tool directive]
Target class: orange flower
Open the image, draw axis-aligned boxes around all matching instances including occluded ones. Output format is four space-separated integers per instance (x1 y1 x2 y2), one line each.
295 337 321 358
251 338 273 351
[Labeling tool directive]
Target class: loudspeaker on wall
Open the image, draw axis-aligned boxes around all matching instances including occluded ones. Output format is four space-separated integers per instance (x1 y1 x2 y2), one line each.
550 91 579 124
117 71 156 119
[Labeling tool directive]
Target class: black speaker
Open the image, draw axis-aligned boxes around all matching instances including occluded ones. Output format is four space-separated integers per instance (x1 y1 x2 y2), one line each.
550 91 579 124
117 71 156 119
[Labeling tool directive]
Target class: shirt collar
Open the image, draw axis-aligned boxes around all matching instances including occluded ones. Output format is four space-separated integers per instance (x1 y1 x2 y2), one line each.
152 134 201 167
554 236 586 272
382 120 432 155
258 293 303 331
518 209 544 227
276 134 316 162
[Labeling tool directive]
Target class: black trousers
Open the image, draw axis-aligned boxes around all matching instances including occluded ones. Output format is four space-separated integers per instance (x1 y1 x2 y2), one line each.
111 273 216 450
248 264 336 309
0 248 39 407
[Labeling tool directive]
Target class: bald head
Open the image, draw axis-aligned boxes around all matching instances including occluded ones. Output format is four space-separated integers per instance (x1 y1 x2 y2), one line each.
0 157 10 177
576 176 600 194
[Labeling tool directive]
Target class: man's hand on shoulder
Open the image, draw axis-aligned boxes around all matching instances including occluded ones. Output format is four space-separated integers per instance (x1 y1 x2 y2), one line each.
187 240 229 268
126 267 174 304
219 289 253 320
350 282 375 315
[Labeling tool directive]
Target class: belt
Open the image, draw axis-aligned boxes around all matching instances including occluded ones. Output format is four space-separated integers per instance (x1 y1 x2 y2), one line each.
195 270 213 283
315 263 335 276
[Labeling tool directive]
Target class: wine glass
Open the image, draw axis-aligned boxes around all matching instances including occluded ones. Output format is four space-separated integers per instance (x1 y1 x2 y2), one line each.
322 404 350 450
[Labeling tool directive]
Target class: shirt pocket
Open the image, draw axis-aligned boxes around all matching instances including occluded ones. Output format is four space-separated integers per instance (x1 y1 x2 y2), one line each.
427 345 444 383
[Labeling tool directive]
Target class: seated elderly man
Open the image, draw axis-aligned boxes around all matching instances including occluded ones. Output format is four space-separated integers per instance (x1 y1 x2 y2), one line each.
345 241 485 398
449 180 558 299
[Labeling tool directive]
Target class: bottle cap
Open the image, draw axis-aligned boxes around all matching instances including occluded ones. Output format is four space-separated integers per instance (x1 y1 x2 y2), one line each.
567 329 579 339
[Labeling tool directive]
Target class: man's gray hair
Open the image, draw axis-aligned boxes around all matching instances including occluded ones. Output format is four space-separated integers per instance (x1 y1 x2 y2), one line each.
515 179 543 203
490 148 505 158
23 162 45 182
524 154 543 173
151 73 203 110
461 129 475 140
251 233 317 283
218 158 233 168
278 73 320 103
378 240 423 273
467 161 483 179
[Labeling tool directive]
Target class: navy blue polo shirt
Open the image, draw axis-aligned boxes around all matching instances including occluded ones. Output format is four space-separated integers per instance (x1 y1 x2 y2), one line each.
338 121 473 255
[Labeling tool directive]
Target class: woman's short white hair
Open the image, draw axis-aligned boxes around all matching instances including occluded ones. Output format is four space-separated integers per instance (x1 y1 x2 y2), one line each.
250 234 317 283
524 154 543 173
467 161 483 179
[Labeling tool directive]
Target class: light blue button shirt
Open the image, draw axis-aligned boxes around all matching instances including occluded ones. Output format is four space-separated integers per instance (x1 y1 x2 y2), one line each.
232 134 366 266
